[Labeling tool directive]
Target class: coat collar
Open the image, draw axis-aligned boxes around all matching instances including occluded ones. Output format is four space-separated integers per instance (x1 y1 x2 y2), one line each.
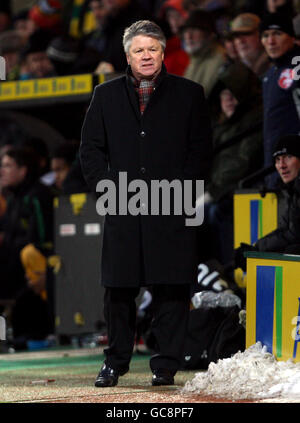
125 64 167 121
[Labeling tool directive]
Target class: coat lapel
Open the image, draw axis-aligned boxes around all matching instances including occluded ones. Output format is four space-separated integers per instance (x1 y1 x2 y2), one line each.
125 68 141 122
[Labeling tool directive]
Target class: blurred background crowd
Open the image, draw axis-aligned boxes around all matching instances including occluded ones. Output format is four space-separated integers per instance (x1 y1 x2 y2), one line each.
0 0 299 81
1 0 300 353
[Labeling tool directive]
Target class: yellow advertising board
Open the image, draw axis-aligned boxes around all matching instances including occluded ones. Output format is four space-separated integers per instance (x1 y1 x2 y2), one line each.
246 252 300 362
0 74 93 102
234 191 278 287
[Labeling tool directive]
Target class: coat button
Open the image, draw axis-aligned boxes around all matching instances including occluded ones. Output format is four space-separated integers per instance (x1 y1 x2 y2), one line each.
140 131 146 137
140 167 146 174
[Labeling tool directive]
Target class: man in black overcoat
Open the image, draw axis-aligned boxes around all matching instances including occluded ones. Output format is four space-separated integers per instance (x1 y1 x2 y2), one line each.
80 19 212 387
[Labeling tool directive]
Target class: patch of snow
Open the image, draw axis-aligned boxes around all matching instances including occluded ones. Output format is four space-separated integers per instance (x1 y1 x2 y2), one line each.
182 342 300 400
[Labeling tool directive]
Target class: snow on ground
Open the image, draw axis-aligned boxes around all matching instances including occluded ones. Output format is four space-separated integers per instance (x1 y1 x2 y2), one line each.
182 343 300 401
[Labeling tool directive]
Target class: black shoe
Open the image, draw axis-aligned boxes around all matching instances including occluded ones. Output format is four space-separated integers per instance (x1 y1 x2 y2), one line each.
95 363 119 387
152 369 174 386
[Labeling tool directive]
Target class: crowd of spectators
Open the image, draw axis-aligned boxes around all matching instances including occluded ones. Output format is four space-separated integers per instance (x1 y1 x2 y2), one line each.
0 0 298 80
1 0 300 350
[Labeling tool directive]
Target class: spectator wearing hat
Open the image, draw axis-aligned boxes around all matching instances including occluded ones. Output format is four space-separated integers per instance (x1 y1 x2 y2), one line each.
230 13 271 78
158 0 189 76
235 135 300 270
181 9 227 100
46 35 80 76
260 11 300 188
19 29 56 79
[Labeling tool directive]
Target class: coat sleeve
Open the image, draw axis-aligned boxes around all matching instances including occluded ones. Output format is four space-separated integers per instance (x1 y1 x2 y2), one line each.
80 86 109 194
184 85 213 182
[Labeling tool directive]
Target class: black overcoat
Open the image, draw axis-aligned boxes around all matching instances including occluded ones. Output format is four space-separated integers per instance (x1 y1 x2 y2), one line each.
80 66 212 287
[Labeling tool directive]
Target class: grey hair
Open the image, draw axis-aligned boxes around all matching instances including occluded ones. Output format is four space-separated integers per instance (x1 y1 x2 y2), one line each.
123 20 166 54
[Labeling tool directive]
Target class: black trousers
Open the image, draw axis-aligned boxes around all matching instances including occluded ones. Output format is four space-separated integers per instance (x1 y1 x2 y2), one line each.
103 284 190 376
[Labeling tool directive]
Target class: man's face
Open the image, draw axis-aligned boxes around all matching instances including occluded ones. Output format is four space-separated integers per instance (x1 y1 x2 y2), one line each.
233 30 262 62
0 155 27 188
25 51 55 78
261 29 295 59
275 154 300 183
183 27 207 54
51 158 70 189
126 35 164 80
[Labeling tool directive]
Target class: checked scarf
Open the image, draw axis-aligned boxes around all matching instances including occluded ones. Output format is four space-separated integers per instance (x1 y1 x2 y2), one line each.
131 77 157 114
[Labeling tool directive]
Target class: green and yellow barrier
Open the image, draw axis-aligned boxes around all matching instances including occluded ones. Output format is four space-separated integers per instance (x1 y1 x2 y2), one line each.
246 252 300 362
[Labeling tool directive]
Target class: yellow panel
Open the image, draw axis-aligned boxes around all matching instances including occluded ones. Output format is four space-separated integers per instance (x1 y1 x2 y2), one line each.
0 74 93 102
246 256 300 362
234 192 278 248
